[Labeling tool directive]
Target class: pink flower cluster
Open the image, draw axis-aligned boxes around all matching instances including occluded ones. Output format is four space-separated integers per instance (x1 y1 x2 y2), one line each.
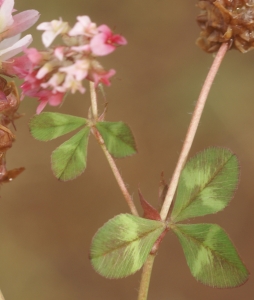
4 16 127 113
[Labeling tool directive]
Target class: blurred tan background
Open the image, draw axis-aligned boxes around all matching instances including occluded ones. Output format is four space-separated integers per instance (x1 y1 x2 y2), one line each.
0 0 253 299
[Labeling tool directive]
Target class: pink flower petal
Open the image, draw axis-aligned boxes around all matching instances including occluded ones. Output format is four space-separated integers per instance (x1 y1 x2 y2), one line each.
0 0 14 32
3 10 40 38
0 34 32 61
71 44 90 53
36 99 48 114
54 46 65 60
97 24 111 35
92 68 116 86
0 34 20 50
24 47 43 65
90 25 127 56
110 34 127 45
2 54 31 77
48 92 64 106
68 15 97 37
36 91 64 114
97 25 127 46
60 59 89 81
90 33 115 56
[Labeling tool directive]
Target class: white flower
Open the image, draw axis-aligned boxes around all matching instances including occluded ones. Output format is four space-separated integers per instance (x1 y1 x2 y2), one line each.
60 73 85 94
68 16 97 37
59 59 90 81
37 19 69 47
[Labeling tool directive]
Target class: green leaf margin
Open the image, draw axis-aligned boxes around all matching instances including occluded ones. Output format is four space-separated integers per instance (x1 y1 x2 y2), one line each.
90 214 166 278
51 127 90 181
30 112 88 141
171 147 239 222
96 121 137 158
171 223 249 288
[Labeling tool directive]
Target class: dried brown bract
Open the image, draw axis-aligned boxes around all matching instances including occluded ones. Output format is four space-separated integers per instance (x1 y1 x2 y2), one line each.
0 125 14 152
0 165 25 183
0 77 24 184
0 78 22 128
196 0 254 53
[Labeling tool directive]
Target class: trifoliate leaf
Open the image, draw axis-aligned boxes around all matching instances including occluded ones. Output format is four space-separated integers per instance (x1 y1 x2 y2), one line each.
90 214 166 278
171 223 249 288
171 147 239 222
95 121 137 158
30 112 87 141
51 127 90 181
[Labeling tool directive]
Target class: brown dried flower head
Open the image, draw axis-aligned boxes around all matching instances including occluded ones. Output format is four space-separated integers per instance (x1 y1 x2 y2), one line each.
196 0 254 53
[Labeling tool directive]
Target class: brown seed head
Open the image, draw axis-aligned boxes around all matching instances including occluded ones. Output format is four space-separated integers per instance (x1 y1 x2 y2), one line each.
196 0 254 53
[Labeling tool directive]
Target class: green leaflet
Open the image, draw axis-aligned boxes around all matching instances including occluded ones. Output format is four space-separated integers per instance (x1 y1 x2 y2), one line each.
95 121 137 158
171 148 239 222
30 112 88 141
90 214 166 278
171 223 249 288
51 127 90 181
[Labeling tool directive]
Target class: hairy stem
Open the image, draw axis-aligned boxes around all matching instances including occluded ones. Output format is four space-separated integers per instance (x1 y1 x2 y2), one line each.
137 43 228 300
89 83 139 216
90 81 98 120
94 129 139 216
160 42 228 221
137 254 156 300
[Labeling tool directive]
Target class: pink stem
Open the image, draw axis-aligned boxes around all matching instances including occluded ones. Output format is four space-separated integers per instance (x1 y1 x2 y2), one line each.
160 43 229 221
94 128 139 216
